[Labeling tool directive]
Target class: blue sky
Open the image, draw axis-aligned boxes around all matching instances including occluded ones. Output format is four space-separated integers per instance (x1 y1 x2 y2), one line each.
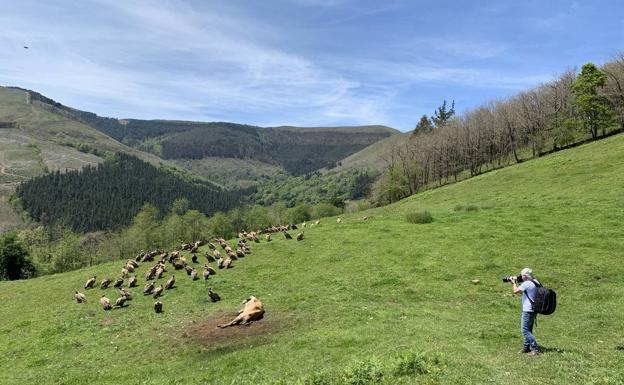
0 0 622 131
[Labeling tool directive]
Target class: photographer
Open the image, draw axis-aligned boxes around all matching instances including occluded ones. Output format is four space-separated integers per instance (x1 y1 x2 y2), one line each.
510 267 542 355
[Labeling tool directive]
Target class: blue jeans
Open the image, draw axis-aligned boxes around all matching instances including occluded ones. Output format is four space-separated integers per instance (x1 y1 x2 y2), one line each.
521 311 540 352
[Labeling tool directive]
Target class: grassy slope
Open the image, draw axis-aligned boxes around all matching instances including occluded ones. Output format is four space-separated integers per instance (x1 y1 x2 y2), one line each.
330 131 410 173
1 134 624 384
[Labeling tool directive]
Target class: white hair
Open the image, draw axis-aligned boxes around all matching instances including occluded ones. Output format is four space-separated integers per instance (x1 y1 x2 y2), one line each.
521 267 534 278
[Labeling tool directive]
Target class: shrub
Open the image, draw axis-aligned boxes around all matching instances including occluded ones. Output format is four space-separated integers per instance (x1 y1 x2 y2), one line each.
311 202 342 219
406 211 433 224
341 360 384 385
0 232 35 280
392 351 445 377
286 204 311 224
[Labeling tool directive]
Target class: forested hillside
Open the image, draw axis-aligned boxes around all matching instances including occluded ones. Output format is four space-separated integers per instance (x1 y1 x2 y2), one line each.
15 154 248 232
12 90 397 175
369 58 624 205
0 86 165 232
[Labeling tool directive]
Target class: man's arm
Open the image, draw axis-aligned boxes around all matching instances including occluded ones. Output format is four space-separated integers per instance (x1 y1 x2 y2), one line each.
512 278 523 294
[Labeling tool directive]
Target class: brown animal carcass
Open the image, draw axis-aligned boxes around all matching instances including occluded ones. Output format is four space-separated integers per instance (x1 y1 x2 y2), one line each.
218 296 265 328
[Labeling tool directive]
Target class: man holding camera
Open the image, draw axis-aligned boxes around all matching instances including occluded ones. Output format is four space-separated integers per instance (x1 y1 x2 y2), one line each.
510 267 542 356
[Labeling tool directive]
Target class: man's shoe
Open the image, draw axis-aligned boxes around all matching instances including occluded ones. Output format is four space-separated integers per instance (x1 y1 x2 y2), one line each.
518 348 530 354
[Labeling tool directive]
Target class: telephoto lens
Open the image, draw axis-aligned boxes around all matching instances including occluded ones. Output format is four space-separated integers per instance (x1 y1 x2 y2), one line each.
502 274 523 283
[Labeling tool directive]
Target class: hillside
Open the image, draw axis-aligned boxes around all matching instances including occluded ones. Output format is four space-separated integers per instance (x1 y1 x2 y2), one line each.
1 132 623 384
0 86 398 230
330 131 411 173
0 87 163 231
119 121 398 175
15 154 246 232
46 101 398 176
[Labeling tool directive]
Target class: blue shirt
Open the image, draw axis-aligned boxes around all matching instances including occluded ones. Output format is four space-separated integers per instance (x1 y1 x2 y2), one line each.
519 280 538 312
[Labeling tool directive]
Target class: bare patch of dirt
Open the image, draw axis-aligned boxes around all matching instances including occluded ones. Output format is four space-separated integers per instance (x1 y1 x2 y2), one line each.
184 312 281 346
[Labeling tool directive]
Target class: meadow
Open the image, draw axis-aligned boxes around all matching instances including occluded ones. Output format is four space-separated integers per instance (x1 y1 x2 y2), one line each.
1 133 623 384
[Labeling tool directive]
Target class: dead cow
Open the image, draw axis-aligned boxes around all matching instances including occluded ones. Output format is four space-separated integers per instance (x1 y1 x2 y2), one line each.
218 296 265 328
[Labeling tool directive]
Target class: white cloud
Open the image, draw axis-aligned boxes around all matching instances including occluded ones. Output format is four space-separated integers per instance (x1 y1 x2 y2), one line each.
0 0 373 123
0 0 574 130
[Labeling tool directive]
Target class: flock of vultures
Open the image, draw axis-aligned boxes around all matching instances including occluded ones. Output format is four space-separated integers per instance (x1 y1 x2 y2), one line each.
73 221 314 321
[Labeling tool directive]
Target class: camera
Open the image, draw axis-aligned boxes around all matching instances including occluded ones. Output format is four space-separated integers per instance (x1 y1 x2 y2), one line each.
502 274 523 283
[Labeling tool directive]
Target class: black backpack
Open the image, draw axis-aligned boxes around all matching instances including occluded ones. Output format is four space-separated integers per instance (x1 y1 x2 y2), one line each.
525 279 557 315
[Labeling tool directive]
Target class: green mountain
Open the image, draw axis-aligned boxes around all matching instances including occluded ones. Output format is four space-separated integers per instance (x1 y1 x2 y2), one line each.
23 91 398 176
15 154 248 232
0 86 398 231
0 86 163 231
83 118 398 176
1 130 623 384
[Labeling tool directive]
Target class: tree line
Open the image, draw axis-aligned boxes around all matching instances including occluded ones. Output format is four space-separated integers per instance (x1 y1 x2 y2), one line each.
4 198 348 279
14 154 250 232
372 57 624 205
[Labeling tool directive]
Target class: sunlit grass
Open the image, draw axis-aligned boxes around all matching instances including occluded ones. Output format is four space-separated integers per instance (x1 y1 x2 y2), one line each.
1 134 624 384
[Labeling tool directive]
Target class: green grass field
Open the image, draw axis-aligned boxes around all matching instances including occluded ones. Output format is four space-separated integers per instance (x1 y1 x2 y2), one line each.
1 134 624 384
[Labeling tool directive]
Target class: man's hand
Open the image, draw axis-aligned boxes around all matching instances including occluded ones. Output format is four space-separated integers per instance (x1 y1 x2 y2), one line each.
511 277 522 294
